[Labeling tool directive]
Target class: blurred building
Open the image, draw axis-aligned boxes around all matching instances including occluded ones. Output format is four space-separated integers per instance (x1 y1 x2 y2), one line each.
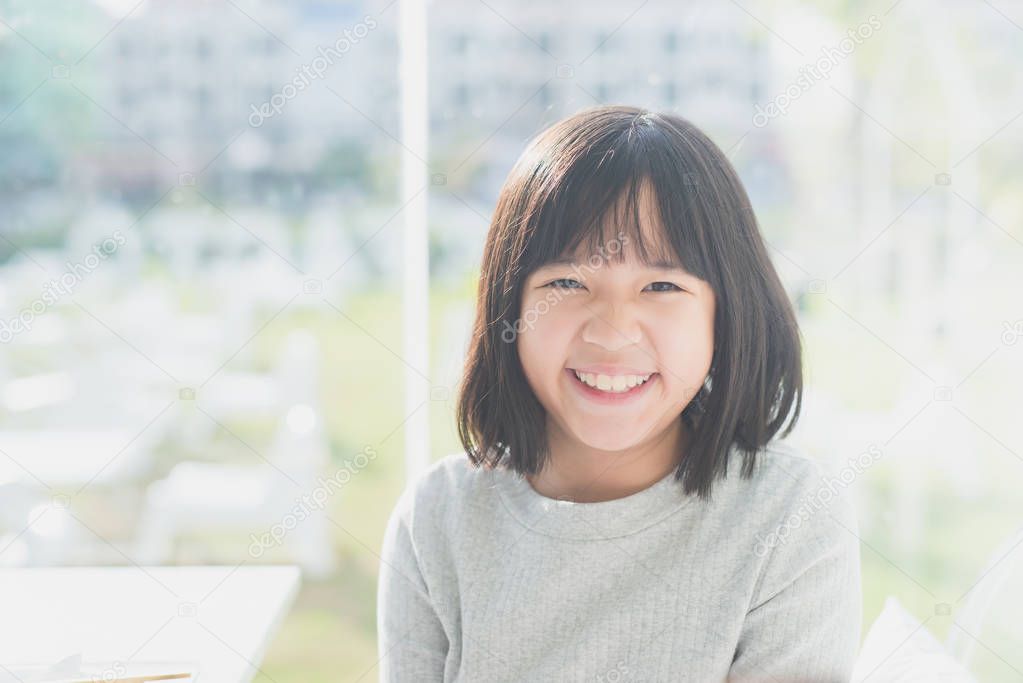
70 0 766 202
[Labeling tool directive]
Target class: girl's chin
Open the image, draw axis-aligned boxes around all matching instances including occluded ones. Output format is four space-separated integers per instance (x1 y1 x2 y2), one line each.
562 424 650 451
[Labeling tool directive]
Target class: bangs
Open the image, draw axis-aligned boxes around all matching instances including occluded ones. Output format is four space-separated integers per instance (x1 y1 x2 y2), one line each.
518 118 713 280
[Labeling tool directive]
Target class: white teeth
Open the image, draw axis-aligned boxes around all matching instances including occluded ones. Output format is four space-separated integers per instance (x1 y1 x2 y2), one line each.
573 370 653 393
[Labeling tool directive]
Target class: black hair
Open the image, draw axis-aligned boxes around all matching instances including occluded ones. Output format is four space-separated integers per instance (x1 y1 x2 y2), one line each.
456 105 802 500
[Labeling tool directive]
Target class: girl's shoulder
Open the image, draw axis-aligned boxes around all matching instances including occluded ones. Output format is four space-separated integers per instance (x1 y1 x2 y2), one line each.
388 451 494 529
736 438 836 487
719 438 860 530
411 451 490 498
747 438 829 482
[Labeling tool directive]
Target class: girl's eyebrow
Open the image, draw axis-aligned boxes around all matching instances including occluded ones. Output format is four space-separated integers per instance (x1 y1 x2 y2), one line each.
539 257 580 267
536 257 687 271
644 259 688 271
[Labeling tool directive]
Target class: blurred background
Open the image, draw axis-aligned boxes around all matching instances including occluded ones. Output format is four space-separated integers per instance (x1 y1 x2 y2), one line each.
1 0 1022 680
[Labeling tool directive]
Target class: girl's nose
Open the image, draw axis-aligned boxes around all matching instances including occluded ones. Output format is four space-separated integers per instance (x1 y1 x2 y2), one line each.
580 301 642 351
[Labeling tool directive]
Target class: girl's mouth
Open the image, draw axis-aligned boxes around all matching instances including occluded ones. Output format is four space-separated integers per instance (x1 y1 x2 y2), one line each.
564 368 659 405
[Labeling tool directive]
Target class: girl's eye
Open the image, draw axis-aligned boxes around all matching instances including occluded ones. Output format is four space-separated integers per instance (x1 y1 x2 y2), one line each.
544 279 684 293
644 281 684 293
545 278 585 290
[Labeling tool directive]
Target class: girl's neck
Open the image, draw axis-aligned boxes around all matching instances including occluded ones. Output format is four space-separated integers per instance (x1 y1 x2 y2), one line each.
527 418 688 503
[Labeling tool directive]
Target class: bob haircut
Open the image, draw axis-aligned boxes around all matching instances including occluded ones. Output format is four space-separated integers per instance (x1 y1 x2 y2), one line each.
456 104 803 501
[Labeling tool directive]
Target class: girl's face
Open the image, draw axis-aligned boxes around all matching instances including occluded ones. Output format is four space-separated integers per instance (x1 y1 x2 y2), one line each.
517 206 715 455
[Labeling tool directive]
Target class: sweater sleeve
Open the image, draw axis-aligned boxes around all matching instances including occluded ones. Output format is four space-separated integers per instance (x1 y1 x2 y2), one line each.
376 486 449 681
727 487 863 682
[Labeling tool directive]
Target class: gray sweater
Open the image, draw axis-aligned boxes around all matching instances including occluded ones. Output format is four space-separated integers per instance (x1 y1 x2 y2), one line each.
377 440 862 682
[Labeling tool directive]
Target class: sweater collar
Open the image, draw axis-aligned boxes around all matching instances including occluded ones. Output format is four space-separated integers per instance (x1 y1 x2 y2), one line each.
488 460 699 540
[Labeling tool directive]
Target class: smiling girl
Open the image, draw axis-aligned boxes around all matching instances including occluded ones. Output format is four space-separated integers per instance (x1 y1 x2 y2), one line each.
377 105 861 682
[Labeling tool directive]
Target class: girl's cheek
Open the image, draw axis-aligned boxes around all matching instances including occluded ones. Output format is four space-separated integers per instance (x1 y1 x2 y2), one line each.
664 320 714 380
517 304 575 379
521 291 568 330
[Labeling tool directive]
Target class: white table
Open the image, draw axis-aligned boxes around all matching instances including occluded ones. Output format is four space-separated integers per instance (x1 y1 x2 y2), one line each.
0 565 301 682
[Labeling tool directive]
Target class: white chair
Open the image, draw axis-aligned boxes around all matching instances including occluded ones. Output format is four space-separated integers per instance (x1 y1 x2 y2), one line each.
135 329 336 578
946 523 1023 679
853 524 1023 681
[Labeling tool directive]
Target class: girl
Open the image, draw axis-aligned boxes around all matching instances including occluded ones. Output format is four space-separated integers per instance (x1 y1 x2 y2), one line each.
377 105 861 682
